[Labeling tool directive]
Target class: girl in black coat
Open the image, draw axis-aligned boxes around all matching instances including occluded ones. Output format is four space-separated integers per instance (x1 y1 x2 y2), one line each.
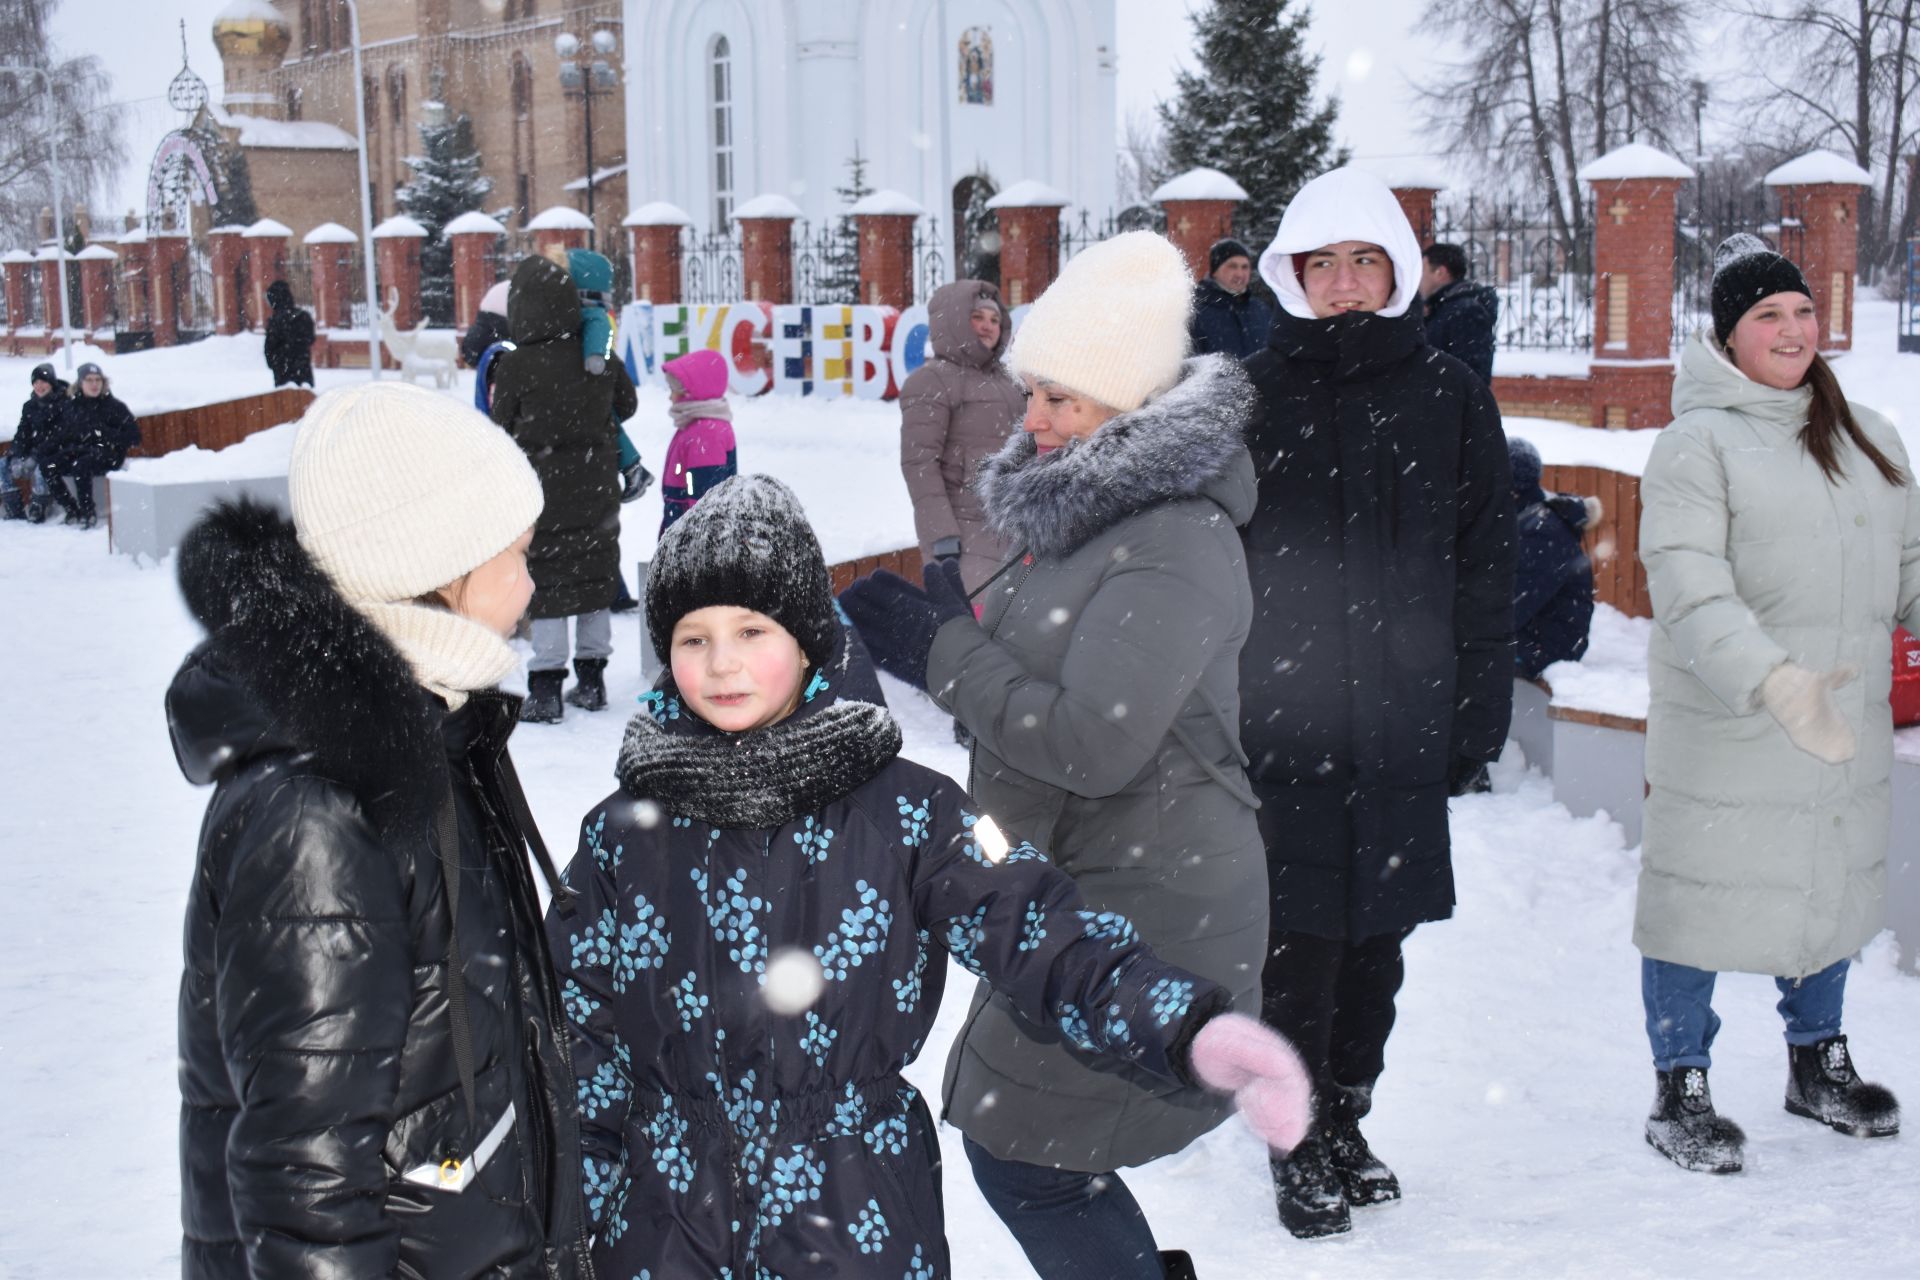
168 383 594 1278
547 475 1312 1280
1241 168 1515 1239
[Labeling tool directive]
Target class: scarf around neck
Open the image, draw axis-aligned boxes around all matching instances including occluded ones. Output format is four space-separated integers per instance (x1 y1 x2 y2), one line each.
355 600 522 709
670 397 732 429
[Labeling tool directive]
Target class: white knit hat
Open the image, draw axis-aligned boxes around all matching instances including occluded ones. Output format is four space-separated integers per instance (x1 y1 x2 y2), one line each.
1006 230 1192 412
289 382 544 605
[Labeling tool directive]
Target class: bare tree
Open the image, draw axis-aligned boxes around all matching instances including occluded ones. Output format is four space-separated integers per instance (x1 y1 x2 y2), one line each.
1721 0 1920 271
0 0 127 250
1116 106 1172 211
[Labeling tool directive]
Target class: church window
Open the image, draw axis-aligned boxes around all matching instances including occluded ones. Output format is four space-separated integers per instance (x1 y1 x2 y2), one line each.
709 36 734 228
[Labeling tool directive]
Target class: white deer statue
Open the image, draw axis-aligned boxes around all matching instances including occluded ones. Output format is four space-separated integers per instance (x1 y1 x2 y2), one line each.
378 289 459 390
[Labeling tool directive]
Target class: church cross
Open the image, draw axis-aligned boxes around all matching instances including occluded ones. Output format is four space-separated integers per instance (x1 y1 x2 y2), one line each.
1608 199 1631 225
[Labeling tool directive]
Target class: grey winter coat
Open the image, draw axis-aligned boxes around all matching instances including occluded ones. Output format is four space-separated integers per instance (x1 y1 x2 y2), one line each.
899 280 1025 590
926 354 1268 1171
1637 331 1920 978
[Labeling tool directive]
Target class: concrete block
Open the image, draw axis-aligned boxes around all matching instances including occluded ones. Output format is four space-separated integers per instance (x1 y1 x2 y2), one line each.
108 473 289 561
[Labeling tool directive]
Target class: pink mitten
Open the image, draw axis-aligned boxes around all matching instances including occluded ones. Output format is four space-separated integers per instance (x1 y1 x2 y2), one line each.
1188 1012 1314 1154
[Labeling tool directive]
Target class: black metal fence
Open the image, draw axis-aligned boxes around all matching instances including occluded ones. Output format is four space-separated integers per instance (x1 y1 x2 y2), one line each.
1673 178 1782 345
1431 195 1597 351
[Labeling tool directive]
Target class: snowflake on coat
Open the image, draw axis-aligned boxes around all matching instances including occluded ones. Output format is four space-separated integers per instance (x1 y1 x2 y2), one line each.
813 880 893 980
1148 975 1198 1027
793 815 835 866
646 1095 696 1194
759 1145 825 1230
848 1198 891 1255
561 977 601 1025
670 971 708 1033
897 795 932 849
944 905 990 978
694 866 767 974
582 1155 629 1236
579 1059 628 1121
800 1010 838 1069
615 894 670 991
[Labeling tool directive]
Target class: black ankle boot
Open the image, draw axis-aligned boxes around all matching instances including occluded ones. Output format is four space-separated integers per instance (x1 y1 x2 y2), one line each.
520 670 566 723
564 658 608 711
24 495 48 523
1786 1035 1900 1138
1646 1066 1745 1173
1272 1132 1351 1239
1323 1086 1400 1206
1158 1249 1198 1279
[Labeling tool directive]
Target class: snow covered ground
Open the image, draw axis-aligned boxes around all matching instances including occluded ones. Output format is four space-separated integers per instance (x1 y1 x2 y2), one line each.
3 316 1918 1277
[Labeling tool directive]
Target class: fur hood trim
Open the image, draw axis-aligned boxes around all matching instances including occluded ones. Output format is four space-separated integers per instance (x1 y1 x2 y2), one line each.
977 353 1257 558
171 498 447 822
616 696 902 830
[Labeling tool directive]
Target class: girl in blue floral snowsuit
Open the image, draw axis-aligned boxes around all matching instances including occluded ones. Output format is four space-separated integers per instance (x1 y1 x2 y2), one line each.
547 475 1302 1279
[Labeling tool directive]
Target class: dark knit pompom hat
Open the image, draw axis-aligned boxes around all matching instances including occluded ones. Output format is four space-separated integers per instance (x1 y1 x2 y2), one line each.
646 475 838 671
1209 237 1253 275
1711 233 1810 345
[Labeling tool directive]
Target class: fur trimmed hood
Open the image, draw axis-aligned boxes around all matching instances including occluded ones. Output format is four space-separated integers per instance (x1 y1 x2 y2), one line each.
977 353 1258 559
167 499 449 826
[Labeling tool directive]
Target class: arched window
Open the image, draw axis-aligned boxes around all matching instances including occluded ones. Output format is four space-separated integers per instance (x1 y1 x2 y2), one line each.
510 54 535 224
709 36 734 228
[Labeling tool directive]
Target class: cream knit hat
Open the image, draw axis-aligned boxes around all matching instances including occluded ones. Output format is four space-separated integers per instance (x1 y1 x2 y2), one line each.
1006 230 1192 412
289 382 544 605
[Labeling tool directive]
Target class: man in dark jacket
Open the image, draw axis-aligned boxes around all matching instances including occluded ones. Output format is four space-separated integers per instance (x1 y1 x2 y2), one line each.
1241 170 1515 1240
1420 242 1499 385
1509 437 1597 678
262 280 315 387
41 363 139 529
2 363 64 521
1189 236 1275 359
490 255 639 722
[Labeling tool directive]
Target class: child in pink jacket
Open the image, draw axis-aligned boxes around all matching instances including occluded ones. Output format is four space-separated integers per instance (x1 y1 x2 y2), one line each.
659 349 737 532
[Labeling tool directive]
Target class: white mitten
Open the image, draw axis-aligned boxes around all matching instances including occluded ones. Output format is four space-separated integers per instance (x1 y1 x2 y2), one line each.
1759 662 1858 764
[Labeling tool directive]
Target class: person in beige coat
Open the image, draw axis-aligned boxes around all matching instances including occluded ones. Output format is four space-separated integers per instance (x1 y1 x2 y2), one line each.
1636 235 1907 1176
899 280 1026 592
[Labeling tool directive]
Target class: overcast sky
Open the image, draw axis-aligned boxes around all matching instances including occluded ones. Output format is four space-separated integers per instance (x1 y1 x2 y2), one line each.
57 0 1474 224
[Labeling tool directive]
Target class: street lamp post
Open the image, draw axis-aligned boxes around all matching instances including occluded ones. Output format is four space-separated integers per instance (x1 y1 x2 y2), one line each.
0 63 75 372
345 0 381 379
556 28 619 252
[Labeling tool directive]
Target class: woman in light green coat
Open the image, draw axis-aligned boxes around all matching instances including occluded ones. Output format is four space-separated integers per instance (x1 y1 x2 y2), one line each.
1636 235 1909 1175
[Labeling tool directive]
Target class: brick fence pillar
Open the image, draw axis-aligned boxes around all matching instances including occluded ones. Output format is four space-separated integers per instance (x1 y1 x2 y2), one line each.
1152 166 1249 281
850 191 924 309
734 195 804 304
1392 184 1445 249
302 222 357 333
35 252 69 347
527 206 593 263
372 216 426 331
445 211 507 331
208 228 247 334
1765 150 1874 353
243 219 293 331
77 247 116 333
625 202 692 305
987 181 1071 309
118 238 151 333
148 231 190 347
1579 145 1694 429
1 252 29 353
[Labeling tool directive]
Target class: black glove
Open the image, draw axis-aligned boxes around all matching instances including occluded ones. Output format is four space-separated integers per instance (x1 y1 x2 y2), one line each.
1447 756 1492 797
838 562 973 691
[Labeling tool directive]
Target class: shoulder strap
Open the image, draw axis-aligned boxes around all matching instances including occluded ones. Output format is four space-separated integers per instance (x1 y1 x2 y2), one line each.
435 788 479 1131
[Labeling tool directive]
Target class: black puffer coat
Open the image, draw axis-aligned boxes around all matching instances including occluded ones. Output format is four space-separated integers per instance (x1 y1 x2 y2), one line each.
490 255 638 618
10 377 68 459
263 280 316 387
168 501 594 1279
1422 279 1499 386
1510 440 1594 679
1241 306 1515 940
1189 277 1275 360
48 389 139 472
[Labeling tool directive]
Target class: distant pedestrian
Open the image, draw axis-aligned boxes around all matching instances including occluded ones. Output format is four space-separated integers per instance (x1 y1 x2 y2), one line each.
459 278 511 369
1189 237 1274 359
1 363 64 522
42 362 140 530
489 256 638 722
658 348 737 533
1420 242 1498 385
1509 437 1599 679
263 280 315 388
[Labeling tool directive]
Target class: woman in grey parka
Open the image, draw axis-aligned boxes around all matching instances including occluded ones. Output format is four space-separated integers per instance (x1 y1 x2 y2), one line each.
1637 235 1907 1175
844 232 1270 1279
899 279 1026 591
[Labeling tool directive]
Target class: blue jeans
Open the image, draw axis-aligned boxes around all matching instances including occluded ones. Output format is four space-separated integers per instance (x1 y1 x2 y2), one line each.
1642 956 1849 1071
1 452 48 497
963 1137 1163 1280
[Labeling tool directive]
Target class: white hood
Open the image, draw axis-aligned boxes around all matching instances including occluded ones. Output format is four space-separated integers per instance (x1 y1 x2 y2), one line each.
1257 167 1425 320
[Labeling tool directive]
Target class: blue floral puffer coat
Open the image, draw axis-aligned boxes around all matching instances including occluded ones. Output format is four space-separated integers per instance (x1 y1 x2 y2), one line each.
547 673 1230 1279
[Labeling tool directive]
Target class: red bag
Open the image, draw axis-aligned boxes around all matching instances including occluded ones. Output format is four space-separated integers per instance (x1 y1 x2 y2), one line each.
1893 628 1920 727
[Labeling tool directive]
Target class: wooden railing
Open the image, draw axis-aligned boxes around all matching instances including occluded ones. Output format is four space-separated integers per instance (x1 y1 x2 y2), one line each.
129 388 315 459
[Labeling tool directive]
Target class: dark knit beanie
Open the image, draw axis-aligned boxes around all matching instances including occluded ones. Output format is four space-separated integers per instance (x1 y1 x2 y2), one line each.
1711 233 1810 346
30 362 55 385
646 475 838 671
1209 237 1253 276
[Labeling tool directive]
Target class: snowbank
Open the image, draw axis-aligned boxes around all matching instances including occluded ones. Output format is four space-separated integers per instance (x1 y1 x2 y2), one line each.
984 180 1072 209
1764 150 1874 187
1542 604 1652 720
526 206 595 232
1504 416 1661 476
729 194 806 222
1149 168 1251 203
847 190 928 218
1576 143 1695 182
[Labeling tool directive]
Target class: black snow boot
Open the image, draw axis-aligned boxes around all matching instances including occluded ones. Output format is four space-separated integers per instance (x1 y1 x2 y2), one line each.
1785 1035 1900 1138
610 574 640 613
1272 1132 1351 1239
24 494 48 523
48 480 80 525
74 482 97 531
1 487 23 520
1159 1250 1198 1279
1324 1086 1401 1206
521 670 566 724
564 658 609 711
1645 1066 1745 1174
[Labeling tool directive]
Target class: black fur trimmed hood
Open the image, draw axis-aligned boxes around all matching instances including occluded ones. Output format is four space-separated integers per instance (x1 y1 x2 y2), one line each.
977 353 1259 558
167 499 447 826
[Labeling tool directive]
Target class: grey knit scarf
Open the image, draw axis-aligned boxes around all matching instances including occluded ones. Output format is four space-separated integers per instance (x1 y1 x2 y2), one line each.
670 398 732 428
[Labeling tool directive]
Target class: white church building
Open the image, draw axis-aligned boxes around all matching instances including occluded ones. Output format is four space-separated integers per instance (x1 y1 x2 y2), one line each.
621 0 1120 235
